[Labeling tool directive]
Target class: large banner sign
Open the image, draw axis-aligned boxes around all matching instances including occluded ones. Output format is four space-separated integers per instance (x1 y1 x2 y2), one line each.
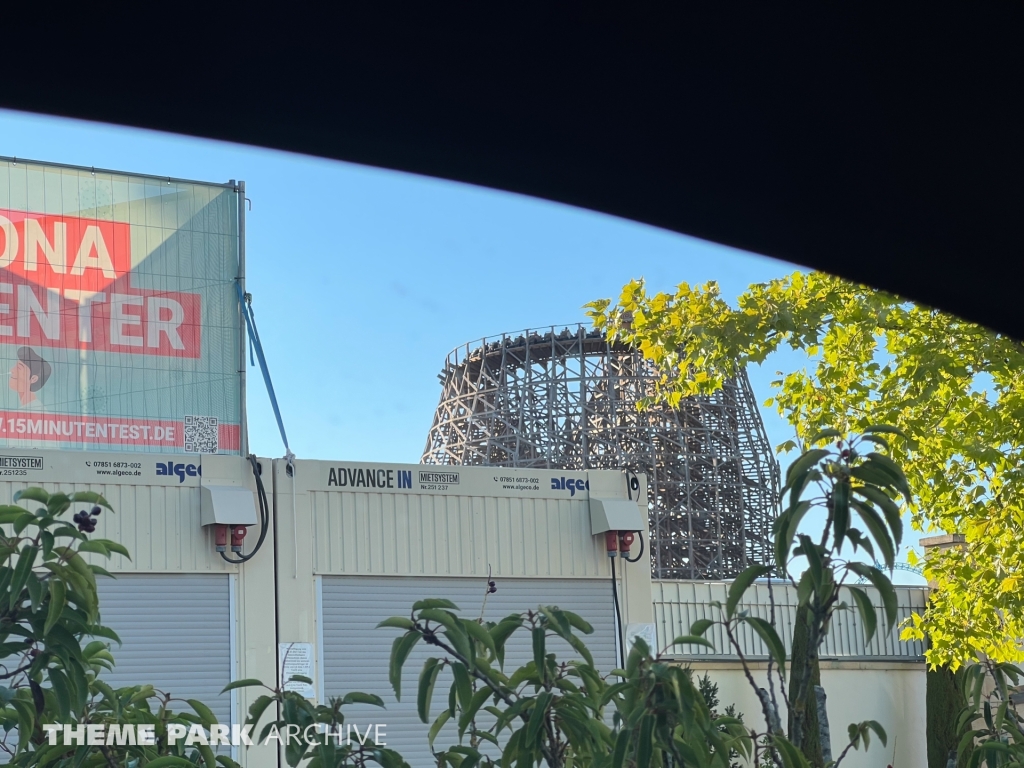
0 159 242 453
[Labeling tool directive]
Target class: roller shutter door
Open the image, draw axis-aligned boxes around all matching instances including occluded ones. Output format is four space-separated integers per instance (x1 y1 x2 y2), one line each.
320 576 616 768
96 574 233 725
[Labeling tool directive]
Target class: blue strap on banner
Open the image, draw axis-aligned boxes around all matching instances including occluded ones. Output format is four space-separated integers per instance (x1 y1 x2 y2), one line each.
236 281 292 458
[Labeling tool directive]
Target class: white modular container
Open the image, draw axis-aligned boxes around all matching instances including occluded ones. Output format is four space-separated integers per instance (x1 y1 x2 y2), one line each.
273 460 653 766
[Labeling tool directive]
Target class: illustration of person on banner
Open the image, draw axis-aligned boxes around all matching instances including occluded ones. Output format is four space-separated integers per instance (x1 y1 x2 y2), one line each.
8 347 51 410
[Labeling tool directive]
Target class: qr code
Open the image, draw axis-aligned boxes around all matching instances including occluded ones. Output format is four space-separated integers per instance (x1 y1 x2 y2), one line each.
184 416 219 454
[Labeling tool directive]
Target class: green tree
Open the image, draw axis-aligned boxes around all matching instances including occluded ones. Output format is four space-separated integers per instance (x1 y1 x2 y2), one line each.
586 272 1024 669
683 431 903 766
927 665 970 768
222 677 408 768
696 673 745 768
953 660 1024 767
378 600 753 768
0 488 237 768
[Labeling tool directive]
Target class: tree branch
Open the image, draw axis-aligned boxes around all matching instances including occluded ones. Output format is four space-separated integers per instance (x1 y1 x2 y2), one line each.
723 621 784 768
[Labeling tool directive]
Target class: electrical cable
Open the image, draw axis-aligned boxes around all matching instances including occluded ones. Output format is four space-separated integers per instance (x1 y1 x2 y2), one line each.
610 557 625 669
621 530 645 563
622 470 645 562
220 454 270 564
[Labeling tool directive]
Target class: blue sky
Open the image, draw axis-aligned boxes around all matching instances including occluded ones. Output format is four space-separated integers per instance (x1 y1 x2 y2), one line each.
0 108 925 582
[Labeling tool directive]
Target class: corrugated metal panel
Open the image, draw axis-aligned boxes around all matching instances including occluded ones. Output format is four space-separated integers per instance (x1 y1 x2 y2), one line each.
310 491 606 578
0 479 220 573
96 574 233 724
320 576 616 768
652 580 927 660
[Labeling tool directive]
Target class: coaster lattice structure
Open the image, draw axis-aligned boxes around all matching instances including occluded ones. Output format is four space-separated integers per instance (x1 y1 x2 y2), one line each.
421 325 780 580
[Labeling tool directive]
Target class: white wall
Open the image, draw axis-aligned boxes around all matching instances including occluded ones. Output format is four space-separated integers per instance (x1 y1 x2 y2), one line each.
685 660 926 768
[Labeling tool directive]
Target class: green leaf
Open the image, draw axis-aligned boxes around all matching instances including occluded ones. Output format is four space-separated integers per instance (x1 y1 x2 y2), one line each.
342 691 385 707
420 608 460 634
848 586 879 645
457 688 492 738
610 727 631 768
10 698 35 750
636 714 654 768
689 618 714 636
428 710 451 749
532 626 547 680
14 488 49 505
198 743 218 768
92 679 116 705
45 579 66 636
864 452 913 504
494 698 530 735
858 433 890 451
68 491 112 509
139 757 195 768
849 463 899 490
847 563 899 632
558 609 593 635
417 658 442 723
501 728 523 768
807 428 843 444
413 598 459 611
726 565 769 618
832 479 850 549
451 662 472 709
377 616 416 630
47 668 71 720
776 501 811 570
669 635 715 651
68 659 89 712
797 534 826 591
9 545 38 602
525 692 552 744
188 698 219 726
77 540 110 557
46 493 70 515
742 616 787 675
865 719 887 746
0 506 29 525
246 694 274 726
784 448 830 486
538 607 595 667
26 573 42 612
853 484 904 548
490 618 522 669
850 500 895 569
91 539 131 559
862 425 907 439
220 678 265 693
775 737 811 767
461 618 497 658
86 623 121 644
389 632 420 701
446 626 473 671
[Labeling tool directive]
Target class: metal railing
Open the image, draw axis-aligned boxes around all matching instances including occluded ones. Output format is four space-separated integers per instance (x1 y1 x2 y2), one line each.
652 580 928 661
